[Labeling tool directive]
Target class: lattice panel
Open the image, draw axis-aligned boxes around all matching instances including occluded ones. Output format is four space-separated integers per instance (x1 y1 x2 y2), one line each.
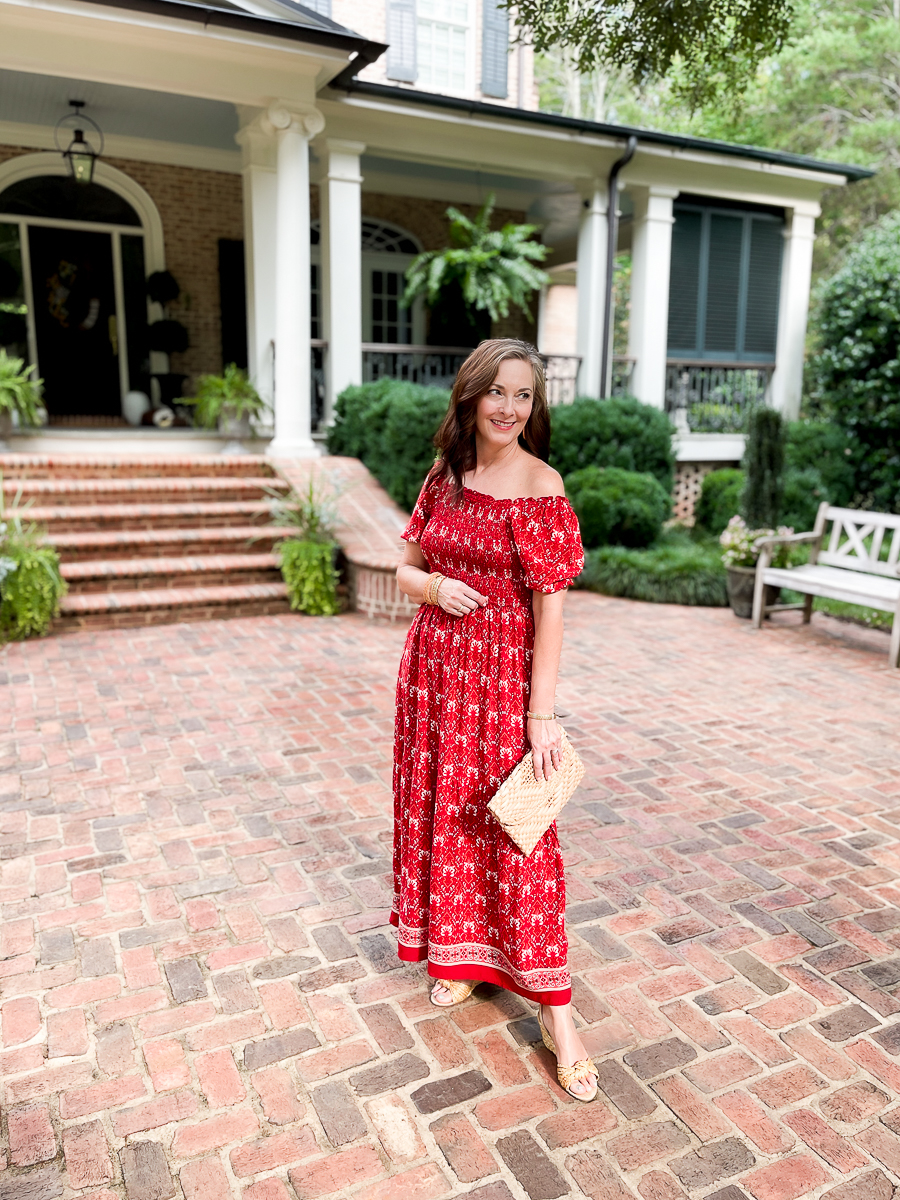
673 461 731 523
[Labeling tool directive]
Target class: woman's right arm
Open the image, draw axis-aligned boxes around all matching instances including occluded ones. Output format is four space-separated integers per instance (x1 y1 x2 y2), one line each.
397 542 434 604
397 544 488 615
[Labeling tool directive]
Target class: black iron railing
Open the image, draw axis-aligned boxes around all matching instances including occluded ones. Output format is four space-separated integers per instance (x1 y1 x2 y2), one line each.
362 344 472 390
665 360 775 433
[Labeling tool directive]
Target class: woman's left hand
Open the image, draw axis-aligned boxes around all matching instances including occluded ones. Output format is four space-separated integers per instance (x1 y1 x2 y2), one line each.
528 717 562 783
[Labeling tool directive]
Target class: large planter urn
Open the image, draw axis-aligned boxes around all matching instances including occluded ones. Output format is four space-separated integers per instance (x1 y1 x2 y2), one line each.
726 565 780 619
218 405 253 455
0 411 13 452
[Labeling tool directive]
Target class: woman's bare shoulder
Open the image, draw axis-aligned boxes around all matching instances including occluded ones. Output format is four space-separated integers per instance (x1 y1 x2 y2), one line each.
523 459 566 499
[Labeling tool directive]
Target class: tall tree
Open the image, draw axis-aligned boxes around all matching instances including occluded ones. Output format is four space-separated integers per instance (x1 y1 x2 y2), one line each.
513 0 794 107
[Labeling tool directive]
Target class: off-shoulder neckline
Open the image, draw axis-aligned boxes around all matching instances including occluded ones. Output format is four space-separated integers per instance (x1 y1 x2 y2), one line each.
461 486 569 505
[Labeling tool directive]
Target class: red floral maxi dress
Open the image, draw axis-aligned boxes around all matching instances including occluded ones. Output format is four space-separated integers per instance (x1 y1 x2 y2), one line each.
391 473 584 1005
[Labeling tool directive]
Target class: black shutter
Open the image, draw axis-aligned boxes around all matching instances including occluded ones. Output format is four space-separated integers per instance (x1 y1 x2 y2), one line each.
386 0 417 82
481 0 509 99
704 214 743 355
218 239 248 371
743 218 782 358
667 209 703 355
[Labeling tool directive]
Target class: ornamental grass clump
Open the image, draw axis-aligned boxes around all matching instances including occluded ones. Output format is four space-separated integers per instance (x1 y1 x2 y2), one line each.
267 474 341 617
0 480 66 641
575 531 728 607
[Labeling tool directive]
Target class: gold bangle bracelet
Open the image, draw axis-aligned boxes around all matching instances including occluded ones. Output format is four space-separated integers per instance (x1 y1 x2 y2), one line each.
526 710 556 721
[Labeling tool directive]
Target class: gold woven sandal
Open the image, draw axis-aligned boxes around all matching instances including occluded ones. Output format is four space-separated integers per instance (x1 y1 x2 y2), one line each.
430 979 477 1008
538 1007 599 1103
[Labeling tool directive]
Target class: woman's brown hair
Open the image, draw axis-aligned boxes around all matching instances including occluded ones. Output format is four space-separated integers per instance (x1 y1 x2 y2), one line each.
431 338 549 499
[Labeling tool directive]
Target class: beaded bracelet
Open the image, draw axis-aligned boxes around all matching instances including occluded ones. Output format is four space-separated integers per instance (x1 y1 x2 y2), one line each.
526 710 557 721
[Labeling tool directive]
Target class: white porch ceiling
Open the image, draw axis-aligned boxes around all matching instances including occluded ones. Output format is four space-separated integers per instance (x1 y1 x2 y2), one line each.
0 67 239 149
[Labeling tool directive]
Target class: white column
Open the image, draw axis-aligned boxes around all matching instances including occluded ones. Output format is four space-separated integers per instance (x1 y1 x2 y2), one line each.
575 182 608 398
320 139 365 426
269 105 323 457
628 185 678 409
236 110 277 409
770 202 819 420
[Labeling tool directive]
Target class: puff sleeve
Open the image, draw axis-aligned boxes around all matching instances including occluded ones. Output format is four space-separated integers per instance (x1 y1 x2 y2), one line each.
509 496 584 593
401 470 442 543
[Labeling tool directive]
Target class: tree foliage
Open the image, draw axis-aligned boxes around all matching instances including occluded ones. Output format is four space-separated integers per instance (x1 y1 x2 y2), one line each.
402 195 550 323
515 0 794 108
807 211 900 510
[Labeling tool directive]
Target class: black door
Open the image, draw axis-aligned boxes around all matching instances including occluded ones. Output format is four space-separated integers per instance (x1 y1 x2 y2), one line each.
28 226 121 419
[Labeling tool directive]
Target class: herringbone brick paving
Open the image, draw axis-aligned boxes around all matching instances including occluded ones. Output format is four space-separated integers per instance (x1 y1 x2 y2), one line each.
1 595 900 1200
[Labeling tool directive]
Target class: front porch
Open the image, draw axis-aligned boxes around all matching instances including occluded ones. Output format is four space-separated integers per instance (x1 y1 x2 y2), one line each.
0 0 870 475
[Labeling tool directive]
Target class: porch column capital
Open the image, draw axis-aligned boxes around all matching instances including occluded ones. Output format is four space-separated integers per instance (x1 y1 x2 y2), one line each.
324 139 366 184
264 102 326 139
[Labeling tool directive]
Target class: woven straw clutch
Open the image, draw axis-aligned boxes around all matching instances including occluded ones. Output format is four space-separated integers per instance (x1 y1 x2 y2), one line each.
487 729 585 856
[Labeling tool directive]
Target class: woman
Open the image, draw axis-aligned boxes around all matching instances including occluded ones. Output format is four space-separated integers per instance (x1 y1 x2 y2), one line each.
393 338 597 1101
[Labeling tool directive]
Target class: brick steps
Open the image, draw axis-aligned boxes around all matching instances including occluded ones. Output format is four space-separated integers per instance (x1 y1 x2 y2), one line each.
54 581 290 631
4 475 287 506
22 500 276 533
6 453 296 631
49 525 295 562
0 453 277 479
60 553 281 592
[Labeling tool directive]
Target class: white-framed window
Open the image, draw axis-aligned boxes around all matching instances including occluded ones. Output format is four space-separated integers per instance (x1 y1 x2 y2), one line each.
310 219 425 344
417 0 470 94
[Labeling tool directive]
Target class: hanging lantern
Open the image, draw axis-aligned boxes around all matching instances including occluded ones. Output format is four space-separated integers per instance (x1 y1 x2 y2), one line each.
54 101 104 185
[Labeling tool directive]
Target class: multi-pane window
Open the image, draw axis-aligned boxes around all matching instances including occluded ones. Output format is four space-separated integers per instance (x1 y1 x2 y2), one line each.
370 270 412 344
667 199 784 362
417 0 469 93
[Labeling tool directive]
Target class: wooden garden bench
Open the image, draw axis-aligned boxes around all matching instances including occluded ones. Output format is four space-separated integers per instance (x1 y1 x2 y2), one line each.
752 502 900 668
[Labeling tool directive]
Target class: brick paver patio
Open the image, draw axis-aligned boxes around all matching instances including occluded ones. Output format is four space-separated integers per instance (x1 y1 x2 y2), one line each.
2 596 900 1200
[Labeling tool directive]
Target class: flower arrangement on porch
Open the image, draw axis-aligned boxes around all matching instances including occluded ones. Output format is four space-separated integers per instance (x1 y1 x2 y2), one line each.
402 195 551 337
0 480 67 641
180 363 270 448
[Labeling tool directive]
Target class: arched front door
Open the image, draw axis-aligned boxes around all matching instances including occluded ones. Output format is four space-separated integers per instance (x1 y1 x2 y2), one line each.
0 174 150 423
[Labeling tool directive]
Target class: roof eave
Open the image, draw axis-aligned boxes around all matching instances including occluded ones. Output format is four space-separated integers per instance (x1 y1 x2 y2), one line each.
329 79 876 183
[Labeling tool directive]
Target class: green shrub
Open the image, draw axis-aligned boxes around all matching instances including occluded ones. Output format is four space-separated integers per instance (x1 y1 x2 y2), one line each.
575 532 727 606
550 396 675 492
695 468 745 535
0 546 66 640
565 466 670 549
327 380 450 512
278 540 339 616
780 467 830 532
785 420 856 509
807 210 900 511
741 407 785 528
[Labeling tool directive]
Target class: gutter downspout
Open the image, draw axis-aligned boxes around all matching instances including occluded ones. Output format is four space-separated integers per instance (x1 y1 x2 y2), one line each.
330 45 389 91
600 135 637 398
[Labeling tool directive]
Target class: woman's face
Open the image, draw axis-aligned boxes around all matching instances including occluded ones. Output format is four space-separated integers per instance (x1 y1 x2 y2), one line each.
474 358 534 451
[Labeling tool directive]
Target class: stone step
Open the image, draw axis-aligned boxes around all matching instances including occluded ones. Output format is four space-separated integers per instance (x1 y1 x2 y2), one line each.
48 525 294 563
5 475 288 506
19 500 278 532
54 581 291 632
0 454 277 480
60 553 282 593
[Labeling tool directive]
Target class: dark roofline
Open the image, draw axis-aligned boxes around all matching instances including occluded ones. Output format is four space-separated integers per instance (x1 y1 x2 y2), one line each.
330 79 876 182
77 0 377 53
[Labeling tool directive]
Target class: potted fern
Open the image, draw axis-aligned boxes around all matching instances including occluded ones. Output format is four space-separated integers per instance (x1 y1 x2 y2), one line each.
182 363 269 453
266 473 342 616
0 351 43 449
403 194 551 338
